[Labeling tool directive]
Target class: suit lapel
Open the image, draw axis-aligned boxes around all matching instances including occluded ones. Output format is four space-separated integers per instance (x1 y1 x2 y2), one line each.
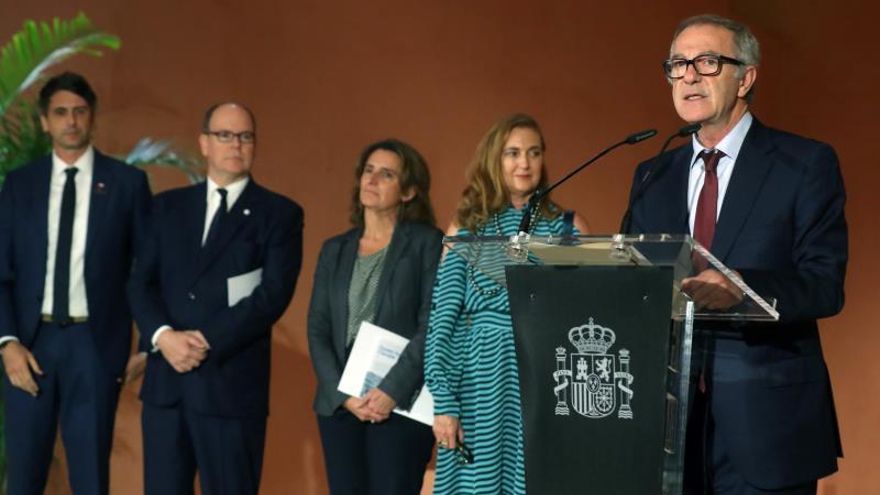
85 152 111 260
33 158 52 283
712 120 774 262
673 147 692 232
194 179 260 279
373 223 409 319
334 229 359 353
648 145 692 233
184 182 208 269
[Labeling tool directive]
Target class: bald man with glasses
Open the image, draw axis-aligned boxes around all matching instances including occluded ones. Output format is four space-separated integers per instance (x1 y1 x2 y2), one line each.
129 102 303 495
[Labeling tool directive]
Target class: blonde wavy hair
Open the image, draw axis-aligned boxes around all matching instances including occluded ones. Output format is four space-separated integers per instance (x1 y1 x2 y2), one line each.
455 113 560 233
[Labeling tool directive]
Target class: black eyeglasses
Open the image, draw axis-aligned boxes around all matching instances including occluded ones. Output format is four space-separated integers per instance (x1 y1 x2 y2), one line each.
204 130 256 144
662 54 744 79
454 441 474 465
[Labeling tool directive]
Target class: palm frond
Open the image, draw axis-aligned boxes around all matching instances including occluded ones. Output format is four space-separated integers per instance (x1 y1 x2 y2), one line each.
0 99 51 185
123 138 205 184
0 12 120 115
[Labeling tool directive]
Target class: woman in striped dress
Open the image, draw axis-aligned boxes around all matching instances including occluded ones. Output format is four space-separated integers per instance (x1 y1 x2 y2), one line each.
425 114 589 494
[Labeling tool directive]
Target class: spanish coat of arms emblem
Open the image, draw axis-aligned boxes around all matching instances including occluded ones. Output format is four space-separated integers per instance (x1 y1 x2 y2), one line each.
552 317 635 419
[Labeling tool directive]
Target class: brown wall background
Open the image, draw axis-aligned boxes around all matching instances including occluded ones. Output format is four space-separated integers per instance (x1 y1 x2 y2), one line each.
2 1 878 493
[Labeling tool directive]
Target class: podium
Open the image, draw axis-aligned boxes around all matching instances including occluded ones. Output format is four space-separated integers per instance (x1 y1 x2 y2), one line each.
444 233 778 495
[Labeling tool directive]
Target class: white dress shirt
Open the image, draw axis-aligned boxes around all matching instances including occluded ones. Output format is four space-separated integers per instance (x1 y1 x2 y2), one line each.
150 176 249 349
201 176 249 245
0 150 95 347
687 112 753 235
41 147 95 317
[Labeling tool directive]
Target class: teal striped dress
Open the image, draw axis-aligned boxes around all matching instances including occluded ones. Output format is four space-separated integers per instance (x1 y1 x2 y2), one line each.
425 206 572 495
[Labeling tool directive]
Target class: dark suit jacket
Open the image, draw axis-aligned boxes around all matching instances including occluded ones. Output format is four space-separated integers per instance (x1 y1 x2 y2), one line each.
128 179 303 417
308 221 443 416
0 151 151 379
629 118 847 489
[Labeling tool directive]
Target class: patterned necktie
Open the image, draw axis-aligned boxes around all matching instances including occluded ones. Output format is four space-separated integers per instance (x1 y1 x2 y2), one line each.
693 150 723 250
204 188 228 247
53 167 78 323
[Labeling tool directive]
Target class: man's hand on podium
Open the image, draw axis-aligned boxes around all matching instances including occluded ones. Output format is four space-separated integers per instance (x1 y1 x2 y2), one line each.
682 269 744 310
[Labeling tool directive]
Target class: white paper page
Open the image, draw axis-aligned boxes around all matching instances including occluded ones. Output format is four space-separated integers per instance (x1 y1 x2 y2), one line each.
227 267 262 307
338 321 435 426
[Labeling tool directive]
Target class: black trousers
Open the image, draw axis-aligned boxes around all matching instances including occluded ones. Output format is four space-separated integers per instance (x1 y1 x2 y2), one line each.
142 403 266 495
317 409 434 495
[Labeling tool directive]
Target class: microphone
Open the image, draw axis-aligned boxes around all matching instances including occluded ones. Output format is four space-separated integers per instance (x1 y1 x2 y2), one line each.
618 123 701 234
626 129 659 144
518 129 657 234
656 123 701 158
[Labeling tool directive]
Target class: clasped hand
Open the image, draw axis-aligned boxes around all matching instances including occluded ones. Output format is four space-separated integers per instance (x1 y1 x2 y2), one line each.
156 329 210 373
344 388 397 423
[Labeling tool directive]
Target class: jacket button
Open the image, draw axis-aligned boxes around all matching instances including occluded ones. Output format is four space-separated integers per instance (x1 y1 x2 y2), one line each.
188 292 196 300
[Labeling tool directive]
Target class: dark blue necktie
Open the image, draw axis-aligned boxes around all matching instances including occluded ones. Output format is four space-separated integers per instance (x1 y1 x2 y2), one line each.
204 188 228 247
53 167 78 323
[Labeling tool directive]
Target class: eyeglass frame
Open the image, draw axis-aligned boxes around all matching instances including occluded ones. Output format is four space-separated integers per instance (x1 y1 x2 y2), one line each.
204 130 256 144
662 54 745 79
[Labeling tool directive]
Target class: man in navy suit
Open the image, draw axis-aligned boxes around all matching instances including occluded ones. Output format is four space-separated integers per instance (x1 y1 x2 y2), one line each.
627 15 847 495
129 102 303 495
0 72 151 494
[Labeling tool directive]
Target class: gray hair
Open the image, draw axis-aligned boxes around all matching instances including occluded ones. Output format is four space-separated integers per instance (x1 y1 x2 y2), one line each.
671 14 760 100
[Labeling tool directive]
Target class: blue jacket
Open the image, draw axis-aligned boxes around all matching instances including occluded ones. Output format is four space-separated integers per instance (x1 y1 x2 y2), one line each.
128 179 303 417
0 151 151 379
629 119 846 489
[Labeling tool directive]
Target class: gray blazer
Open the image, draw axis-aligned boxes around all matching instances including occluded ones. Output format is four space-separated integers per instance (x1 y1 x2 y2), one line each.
307 221 443 416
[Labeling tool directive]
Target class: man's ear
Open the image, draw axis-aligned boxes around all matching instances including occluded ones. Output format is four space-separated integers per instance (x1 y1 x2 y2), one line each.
738 65 758 98
198 133 209 158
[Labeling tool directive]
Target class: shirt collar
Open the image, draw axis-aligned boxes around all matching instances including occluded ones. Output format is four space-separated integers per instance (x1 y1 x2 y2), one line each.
51 146 94 177
206 175 249 206
690 111 753 168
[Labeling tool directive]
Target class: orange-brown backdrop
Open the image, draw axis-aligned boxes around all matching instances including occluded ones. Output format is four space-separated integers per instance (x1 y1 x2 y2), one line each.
2 1 878 493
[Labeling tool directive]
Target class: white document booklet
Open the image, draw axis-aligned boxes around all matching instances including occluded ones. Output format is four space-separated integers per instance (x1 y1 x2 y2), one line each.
227 268 263 307
337 321 435 426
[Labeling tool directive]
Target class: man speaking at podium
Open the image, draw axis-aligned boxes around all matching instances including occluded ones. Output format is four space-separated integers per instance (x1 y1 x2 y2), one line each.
626 14 847 495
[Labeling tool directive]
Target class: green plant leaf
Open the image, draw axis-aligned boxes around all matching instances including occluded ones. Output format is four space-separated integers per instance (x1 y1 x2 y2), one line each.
0 99 51 185
123 137 205 184
0 12 120 115
0 12 118 187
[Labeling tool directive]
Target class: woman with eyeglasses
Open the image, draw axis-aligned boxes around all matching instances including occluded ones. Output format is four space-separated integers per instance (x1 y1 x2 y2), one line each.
307 139 442 495
424 114 589 494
